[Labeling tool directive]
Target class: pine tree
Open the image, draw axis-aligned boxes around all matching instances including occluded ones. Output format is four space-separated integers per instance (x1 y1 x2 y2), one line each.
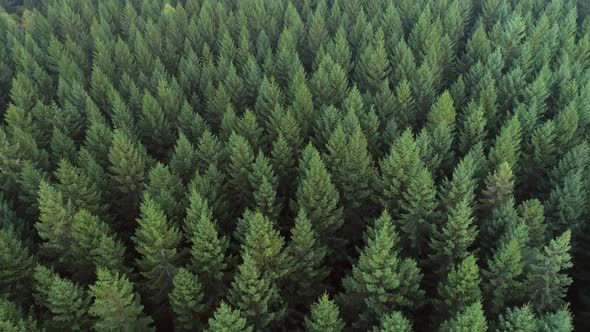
226 133 255 212
206 302 252 332
46 275 91 331
355 29 390 94
488 116 522 173
496 305 537 332
480 162 514 216
518 199 547 249
547 170 587 236
398 166 437 256
310 54 349 109
108 129 146 216
0 297 39 331
285 209 329 308
169 268 206 331
169 133 198 184
241 211 288 283
36 181 76 266
304 293 345 332
55 159 105 217
341 217 423 329
70 210 111 281
430 199 477 272
435 255 482 320
0 228 34 304
538 307 574 332
89 269 153 331
393 79 417 131
132 195 181 306
138 91 174 157
459 102 487 155
295 144 344 246
527 231 573 313
249 151 281 221
380 129 423 217
186 200 228 304
439 301 487 332
188 164 230 229
145 163 185 225
255 77 284 134
482 225 527 315
305 10 330 67
92 234 128 275
228 253 284 330
372 311 412 332
325 124 377 238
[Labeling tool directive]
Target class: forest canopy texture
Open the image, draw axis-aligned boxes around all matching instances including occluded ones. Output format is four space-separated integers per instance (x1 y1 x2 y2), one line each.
1 0 590 331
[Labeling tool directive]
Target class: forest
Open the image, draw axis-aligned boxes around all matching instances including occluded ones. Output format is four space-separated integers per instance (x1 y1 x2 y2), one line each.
1 0 590 331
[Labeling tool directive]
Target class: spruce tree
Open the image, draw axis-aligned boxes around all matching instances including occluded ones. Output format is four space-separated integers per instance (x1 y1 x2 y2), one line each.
295 144 343 246
380 129 423 217
226 132 255 213
186 204 228 305
0 228 34 304
46 275 91 331
227 253 284 330
435 255 482 320
496 305 537 332
89 269 153 331
341 217 423 329
398 166 437 256
36 181 76 266
241 211 288 283
304 293 345 332
206 302 252 332
144 163 185 225
430 199 477 272
439 301 487 332
372 311 412 332
169 268 206 331
527 231 573 313
132 194 181 306
285 209 329 308
482 225 527 315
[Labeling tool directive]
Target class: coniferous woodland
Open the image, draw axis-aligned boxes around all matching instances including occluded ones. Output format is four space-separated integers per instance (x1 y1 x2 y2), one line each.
1 0 590 331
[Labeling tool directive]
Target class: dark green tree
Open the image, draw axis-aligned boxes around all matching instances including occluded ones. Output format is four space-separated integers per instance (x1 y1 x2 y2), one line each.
304 293 345 332
206 302 252 332
295 144 343 246
169 268 206 331
132 195 181 306
227 253 284 330
372 311 412 332
89 268 153 331
527 231 573 313
439 301 487 332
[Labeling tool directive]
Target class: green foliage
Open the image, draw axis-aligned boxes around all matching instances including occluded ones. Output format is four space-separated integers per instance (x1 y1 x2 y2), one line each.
227 253 284 330
341 216 423 329
169 268 205 331
2 1 589 330
372 311 412 332
435 255 482 319
439 301 487 332
89 269 154 331
304 293 345 332
286 209 329 307
295 144 343 245
527 231 573 313
0 228 34 304
132 195 181 305
206 302 252 332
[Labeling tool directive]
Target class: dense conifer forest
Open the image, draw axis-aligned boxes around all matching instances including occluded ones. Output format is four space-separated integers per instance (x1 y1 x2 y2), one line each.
1 0 590 330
